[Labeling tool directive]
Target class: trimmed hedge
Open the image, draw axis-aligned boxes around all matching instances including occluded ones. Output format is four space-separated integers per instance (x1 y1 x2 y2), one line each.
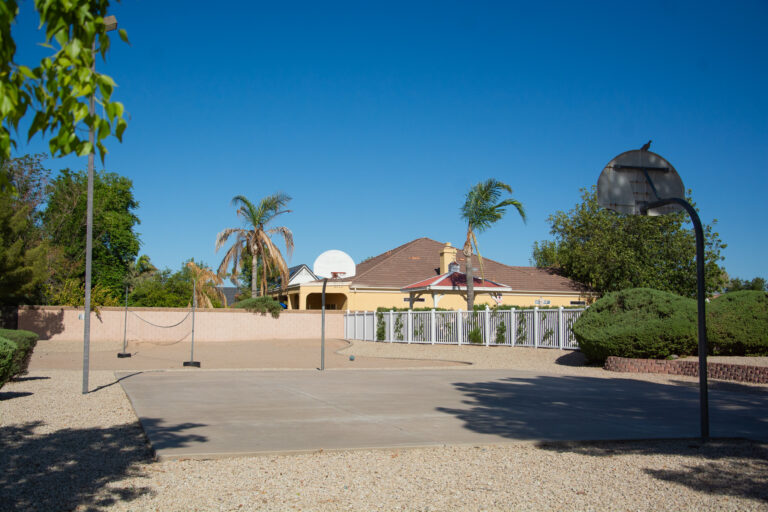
573 288 698 364
707 291 768 356
0 336 16 390
0 328 39 377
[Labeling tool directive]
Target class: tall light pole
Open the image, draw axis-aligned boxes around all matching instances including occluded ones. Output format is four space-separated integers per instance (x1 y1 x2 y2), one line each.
83 15 118 394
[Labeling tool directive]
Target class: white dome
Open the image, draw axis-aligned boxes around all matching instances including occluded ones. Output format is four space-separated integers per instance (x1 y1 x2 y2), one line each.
313 250 356 279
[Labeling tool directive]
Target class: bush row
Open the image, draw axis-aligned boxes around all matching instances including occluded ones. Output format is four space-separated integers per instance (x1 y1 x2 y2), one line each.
0 328 39 390
573 289 768 363
230 296 283 318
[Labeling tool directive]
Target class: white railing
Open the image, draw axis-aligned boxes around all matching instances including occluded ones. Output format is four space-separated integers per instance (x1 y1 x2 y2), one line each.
344 307 584 350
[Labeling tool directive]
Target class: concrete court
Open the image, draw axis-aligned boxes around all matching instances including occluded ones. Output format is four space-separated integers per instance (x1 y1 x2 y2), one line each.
118 368 768 460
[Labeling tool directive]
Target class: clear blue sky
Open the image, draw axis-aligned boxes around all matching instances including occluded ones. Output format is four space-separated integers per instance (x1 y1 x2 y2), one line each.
11 1 768 281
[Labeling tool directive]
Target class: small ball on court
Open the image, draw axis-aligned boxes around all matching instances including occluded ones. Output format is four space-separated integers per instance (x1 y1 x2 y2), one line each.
349 355 355 361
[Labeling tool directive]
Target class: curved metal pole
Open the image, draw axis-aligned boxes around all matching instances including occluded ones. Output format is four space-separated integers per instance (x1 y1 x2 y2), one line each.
644 197 709 440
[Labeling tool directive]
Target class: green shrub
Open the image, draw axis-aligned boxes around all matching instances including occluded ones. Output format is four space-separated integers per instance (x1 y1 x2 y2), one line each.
707 291 768 356
495 321 507 344
394 315 404 341
468 327 483 344
230 296 283 318
376 311 386 341
573 288 697 364
0 336 18 390
515 315 528 344
0 328 39 377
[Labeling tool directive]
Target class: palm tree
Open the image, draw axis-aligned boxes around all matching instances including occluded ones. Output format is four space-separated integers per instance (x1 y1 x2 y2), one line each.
124 254 157 293
186 260 225 308
460 179 526 309
216 193 294 298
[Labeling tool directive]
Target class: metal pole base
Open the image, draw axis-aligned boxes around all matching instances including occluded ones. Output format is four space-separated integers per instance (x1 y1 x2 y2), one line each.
117 352 132 358
183 361 201 368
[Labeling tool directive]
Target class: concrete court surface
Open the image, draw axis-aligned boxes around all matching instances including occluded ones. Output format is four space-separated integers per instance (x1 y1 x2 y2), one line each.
118 368 768 460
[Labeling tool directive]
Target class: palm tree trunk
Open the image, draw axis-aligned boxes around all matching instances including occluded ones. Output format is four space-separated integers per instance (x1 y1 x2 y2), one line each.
464 242 475 310
261 258 268 297
251 254 258 297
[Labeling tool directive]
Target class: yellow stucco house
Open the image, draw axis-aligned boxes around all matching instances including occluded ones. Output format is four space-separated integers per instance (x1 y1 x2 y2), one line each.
273 237 592 310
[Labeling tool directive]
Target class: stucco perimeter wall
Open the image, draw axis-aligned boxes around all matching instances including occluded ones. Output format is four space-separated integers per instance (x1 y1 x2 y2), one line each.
17 306 344 342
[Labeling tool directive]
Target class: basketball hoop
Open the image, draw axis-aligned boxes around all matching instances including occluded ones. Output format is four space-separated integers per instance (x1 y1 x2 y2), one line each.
597 147 710 440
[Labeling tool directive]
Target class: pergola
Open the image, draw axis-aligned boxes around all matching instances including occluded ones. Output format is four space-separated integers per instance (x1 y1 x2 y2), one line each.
401 269 513 309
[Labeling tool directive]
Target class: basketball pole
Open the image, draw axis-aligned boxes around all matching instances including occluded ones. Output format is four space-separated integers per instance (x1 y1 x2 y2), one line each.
321 278 328 371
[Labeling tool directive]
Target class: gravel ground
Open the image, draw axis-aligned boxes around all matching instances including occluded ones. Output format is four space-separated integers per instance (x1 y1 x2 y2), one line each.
2 344 768 511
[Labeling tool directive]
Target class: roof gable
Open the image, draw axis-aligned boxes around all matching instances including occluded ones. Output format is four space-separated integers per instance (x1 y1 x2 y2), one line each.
288 264 318 285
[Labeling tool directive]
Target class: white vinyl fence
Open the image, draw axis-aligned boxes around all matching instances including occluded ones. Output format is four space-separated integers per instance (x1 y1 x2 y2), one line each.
344 307 584 350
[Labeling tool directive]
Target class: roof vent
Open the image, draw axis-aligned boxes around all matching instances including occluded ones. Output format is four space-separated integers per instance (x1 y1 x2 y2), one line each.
448 261 461 273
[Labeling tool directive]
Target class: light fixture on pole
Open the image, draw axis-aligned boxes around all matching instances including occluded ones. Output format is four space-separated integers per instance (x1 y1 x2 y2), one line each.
83 14 119 394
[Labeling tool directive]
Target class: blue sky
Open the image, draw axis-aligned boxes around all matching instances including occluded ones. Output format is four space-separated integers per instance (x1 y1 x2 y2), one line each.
11 1 768 281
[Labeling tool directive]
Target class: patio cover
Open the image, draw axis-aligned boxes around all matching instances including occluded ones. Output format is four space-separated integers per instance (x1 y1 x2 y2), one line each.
401 270 512 308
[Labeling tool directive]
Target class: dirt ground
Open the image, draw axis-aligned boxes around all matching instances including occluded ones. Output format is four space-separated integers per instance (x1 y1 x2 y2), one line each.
28 338 464 371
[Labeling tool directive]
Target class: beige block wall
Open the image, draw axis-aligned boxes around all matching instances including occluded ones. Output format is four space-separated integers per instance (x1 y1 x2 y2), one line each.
17 306 344 342
345 289 590 310
275 283 592 310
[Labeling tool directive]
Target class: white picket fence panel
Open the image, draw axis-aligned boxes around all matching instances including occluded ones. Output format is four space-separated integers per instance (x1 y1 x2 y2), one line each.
344 307 585 350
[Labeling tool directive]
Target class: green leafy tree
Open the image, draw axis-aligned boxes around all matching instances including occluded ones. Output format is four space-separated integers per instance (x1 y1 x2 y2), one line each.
1 154 51 216
128 267 193 308
43 168 140 300
0 0 129 188
216 193 294 297
725 277 767 292
124 254 156 291
0 154 50 304
460 179 525 309
532 187 726 298
46 278 119 307
0 191 47 305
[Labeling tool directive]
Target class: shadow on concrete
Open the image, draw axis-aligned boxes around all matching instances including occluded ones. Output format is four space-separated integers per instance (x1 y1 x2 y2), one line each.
536 438 768 502
671 378 768 396
89 372 144 394
436 374 768 441
17 306 65 340
0 418 207 511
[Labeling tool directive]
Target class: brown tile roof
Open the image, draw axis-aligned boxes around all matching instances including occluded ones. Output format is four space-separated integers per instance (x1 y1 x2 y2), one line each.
349 237 588 293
